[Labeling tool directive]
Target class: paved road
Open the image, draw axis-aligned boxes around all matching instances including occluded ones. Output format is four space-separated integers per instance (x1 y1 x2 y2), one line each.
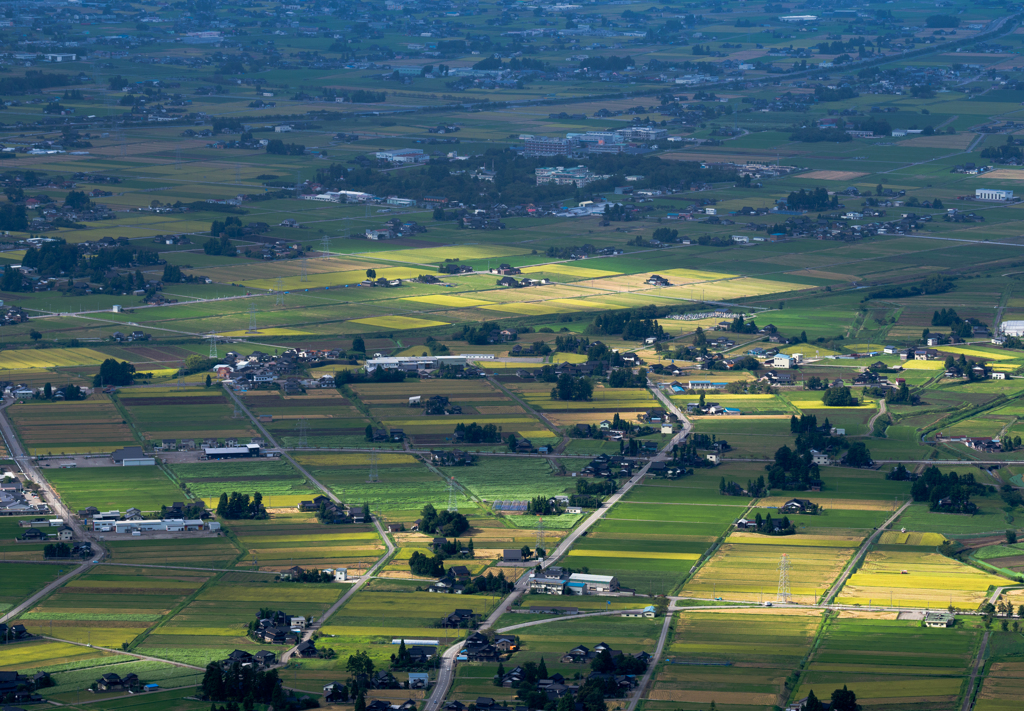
625 613 673 711
822 499 912 605
0 396 106 625
280 513 396 663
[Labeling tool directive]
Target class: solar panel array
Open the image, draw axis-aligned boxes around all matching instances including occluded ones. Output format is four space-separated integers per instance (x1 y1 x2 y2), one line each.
493 500 528 511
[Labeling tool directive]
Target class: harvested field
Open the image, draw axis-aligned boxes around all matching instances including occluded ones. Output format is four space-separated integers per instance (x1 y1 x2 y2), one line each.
798 170 868 181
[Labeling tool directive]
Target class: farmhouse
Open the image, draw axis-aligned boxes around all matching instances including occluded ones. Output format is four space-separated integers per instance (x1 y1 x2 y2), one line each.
925 611 955 628
503 549 524 563
780 498 817 514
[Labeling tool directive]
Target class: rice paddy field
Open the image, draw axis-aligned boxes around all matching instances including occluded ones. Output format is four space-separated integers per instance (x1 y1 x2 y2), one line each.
797 613 983 711
139 571 345 666
0 563 63 614
243 389 368 448
18 565 216 648
648 609 821 711
447 615 661 706
682 536 860 604
8 397 136 455
103 537 242 568
42 465 183 513
977 660 1024 711
116 389 255 443
350 379 556 445
836 550 1006 608
228 512 384 574
169 460 318 509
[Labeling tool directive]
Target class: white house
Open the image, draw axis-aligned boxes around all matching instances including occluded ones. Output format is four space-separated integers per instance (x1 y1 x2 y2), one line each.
773 354 794 369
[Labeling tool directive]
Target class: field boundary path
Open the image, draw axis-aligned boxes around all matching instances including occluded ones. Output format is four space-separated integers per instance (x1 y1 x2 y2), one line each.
866 399 887 435
962 630 990 711
224 385 341 503
497 609 647 632
822 499 912 605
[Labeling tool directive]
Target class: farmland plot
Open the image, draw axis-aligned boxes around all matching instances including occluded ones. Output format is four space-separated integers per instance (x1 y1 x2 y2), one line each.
651 609 821 711
117 389 255 442
170 460 318 509
244 390 369 448
229 512 384 574
799 613 980 711
43 465 183 513
8 398 135 455
836 550 1005 608
19 565 215 648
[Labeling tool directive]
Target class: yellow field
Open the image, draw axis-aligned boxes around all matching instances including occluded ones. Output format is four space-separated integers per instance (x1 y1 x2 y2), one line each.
682 541 853 604
403 295 492 308
901 360 946 370
878 531 948 546
660 277 797 300
517 429 557 438
0 640 112 667
936 346 1016 360
0 347 109 369
566 549 700 561
350 315 450 329
788 399 878 410
367 245 534 263
545 298 622 310
219 328 312 337
520 264 621 278
660 268 737 282
725 532 863 547
478 302 564 315
837 550 1005 607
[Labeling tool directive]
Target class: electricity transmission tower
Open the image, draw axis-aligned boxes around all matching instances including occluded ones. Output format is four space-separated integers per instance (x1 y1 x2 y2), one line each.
536 514 545 554
300 256 309 282
209 332 218 359
447 476 458 512
275 277 285 306
777 553 791 603
367 450 379 483
295 419 309 448
232 399 244 419
320 235 330 259
247 302 257 333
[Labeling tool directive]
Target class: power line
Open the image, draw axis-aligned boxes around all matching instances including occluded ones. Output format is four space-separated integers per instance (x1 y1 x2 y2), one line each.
367 450 379 483
777 553 791 604
447 476 457 512
209 332 218 359
320 234 330 259
247 301 257 333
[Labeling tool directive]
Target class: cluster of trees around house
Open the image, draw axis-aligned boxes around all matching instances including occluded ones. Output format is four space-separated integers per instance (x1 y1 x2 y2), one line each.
720 475 768 498
409 550 446 577
200 661 283 707
454 421 502 443
163 265 207 284
39 382 85 401
981 135 1024 164
216 492 268 520
93 359 136 387
863 275 954 301
608 367 646 388
44 542 73 558
785 187 838 211
750 512 796 536
822 386 857 407
588 310 665 341
767 445 821 490
285 568 338 583
266 139 305 156
550 373 594 401
911 466 988 513
419 503 470 537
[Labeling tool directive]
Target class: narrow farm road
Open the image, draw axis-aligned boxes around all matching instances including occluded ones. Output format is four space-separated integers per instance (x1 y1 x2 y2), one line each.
962 631 990 711
280 514 396 664
866 398 887 435
822 499 912 605
223 385 341 503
